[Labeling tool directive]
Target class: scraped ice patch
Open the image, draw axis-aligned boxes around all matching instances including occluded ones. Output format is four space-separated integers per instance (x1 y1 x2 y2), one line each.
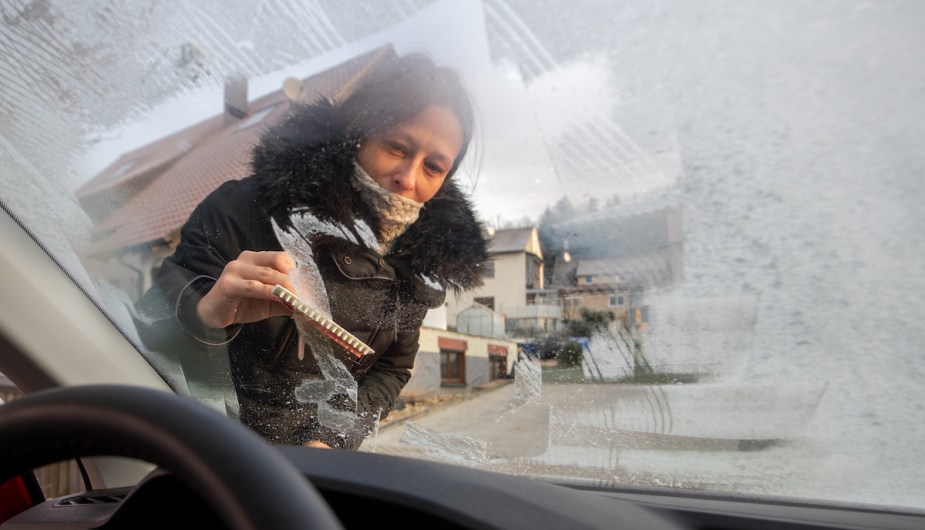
401 422 488 464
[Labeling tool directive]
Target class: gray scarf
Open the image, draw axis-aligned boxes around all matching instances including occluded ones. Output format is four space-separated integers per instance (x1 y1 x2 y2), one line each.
351 161 423 253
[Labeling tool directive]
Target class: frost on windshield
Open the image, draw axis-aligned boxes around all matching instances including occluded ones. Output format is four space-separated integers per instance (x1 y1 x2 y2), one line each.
4 0 925 512
356 0 925 512
273 214 361 435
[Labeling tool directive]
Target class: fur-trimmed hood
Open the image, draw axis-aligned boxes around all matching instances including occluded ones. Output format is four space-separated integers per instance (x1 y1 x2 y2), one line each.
250 99 488 292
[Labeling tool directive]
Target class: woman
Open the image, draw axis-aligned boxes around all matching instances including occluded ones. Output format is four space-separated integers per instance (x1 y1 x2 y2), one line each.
136 53 487 450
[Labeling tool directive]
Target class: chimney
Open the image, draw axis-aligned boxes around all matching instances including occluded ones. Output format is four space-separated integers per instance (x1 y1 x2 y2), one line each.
224 73 248 126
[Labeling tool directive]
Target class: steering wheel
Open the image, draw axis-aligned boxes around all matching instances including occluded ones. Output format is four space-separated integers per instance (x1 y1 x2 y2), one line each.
0 384 344 530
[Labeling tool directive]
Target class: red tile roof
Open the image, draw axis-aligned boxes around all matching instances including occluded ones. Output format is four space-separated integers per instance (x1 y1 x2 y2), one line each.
84 45 394 255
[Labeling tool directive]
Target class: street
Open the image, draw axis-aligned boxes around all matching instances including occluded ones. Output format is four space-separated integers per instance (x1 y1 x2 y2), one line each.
360 381 551 459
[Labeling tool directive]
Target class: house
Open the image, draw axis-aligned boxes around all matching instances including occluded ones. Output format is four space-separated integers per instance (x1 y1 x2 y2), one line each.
562 258 632 321
403 328 518 398
410 291 518 395
549 203 684 331
446 226 562 341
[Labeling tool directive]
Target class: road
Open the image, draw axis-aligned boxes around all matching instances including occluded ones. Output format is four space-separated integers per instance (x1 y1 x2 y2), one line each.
359 381 551 459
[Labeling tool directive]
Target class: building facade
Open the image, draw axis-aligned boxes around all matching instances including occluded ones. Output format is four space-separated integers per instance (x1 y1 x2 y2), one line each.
446 226 562 341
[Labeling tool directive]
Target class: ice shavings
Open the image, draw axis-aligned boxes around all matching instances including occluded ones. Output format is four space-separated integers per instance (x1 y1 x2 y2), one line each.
292 323 359 433
272 216 331 318
401 422 488 464
272 212 360 436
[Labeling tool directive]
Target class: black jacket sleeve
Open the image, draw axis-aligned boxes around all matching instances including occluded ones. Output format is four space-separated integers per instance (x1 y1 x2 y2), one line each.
134 180 255 352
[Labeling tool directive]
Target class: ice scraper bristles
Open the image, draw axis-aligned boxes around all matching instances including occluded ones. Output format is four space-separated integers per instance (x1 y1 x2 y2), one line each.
272 284 375 359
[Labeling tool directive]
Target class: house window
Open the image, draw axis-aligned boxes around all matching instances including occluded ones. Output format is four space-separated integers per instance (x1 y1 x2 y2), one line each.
441 349 465 384
584 275 593 284
490 356 506 379
609 294 625 306
440 337 467 385
482 259 495 278
474 296 494 310
489 344 508 380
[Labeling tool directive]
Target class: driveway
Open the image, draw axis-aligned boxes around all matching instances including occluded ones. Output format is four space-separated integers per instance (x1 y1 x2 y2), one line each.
360 381 552 459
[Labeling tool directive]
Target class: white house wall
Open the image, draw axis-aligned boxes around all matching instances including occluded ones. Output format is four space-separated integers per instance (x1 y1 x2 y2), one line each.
526 228 544 263
446 251 526 325
490 253 527 311
401 327 519 398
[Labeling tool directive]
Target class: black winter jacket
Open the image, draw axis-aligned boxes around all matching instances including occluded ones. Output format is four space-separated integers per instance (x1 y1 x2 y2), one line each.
135 99 487 449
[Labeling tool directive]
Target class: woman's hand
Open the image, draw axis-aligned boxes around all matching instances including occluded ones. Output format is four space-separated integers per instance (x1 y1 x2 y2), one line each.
196 250 297 329
304 440 332 449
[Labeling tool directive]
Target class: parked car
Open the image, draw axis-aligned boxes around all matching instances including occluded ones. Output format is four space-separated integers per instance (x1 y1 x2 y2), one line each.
2 1 924 528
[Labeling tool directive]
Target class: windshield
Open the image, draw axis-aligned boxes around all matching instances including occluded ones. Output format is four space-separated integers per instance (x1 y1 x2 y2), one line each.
2 0 924 512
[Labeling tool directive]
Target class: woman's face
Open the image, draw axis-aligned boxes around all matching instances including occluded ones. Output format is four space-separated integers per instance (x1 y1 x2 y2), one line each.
356 104 464 204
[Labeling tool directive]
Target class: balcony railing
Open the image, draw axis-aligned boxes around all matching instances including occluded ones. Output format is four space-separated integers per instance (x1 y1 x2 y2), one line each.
505 304 562 319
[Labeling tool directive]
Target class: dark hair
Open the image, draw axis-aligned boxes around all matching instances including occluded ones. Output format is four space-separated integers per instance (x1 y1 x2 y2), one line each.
339 53 475 179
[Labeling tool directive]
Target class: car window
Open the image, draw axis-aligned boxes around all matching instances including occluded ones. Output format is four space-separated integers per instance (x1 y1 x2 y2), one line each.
1 0 923 512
